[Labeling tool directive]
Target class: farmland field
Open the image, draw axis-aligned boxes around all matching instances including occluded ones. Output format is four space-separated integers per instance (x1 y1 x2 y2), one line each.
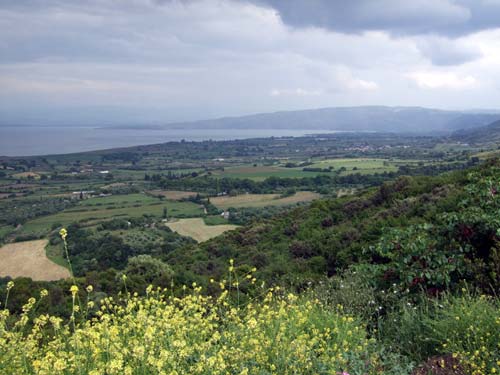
12 172 41 179
0 240 70 281
147 190 198 200
307 158 398 175
207 158 406 180
209 166 331 181
0 225 14 238
210 191 321 209
166 218 238 242
19 194 204 237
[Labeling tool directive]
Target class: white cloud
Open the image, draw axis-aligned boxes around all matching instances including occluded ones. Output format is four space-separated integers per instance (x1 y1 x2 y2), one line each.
270 88 322 97
0 0 499 124
337 73 379 91
407 71 478 89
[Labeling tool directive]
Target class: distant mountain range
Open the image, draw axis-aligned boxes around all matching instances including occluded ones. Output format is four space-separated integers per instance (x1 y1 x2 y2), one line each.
164 106 500 134
3 106 500 135
452 119 500 144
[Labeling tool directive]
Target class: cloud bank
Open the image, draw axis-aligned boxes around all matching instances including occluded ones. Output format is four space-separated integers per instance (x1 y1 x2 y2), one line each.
0 0 499 125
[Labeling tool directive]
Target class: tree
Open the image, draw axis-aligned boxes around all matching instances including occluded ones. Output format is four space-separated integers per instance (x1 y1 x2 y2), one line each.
120 255 174 289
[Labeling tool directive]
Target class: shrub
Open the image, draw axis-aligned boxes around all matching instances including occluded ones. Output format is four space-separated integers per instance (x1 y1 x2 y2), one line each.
427 292 500 375
0 284 388 375
381 291 500 373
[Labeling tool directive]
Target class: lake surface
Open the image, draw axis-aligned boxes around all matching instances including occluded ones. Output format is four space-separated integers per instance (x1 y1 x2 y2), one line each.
0 126 338 157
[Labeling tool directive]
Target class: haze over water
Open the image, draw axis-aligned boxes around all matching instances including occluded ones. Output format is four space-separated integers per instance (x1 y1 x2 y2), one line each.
0 126 334 157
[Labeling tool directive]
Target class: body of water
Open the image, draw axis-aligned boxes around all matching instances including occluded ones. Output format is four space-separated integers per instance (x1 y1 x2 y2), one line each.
0 126 338 157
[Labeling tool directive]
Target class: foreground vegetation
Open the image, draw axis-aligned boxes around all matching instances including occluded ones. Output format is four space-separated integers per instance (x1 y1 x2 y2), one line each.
0 269 498 374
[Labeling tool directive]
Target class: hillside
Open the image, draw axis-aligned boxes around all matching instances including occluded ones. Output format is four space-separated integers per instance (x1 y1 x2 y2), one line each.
452 119 500 144
1 159 500 374
167 160 500 295
163 106 500 134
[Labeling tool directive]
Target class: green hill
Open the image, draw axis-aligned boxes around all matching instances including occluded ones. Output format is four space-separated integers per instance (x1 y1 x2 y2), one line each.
168 160 500 295
1 159 500 374
452 119 500 144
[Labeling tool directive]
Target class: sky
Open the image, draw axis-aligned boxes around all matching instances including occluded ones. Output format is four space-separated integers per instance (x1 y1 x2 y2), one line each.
1 0 500 125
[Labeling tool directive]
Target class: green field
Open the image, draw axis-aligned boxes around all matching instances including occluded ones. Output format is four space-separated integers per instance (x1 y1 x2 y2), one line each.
77 193 157 207
209 166 331 181
112 168 205 180
19 194 204 237
203 215 229 225
0 225 14 241
211 191 321 209
207 158 408 180
307 158 399 175
45 242 69 269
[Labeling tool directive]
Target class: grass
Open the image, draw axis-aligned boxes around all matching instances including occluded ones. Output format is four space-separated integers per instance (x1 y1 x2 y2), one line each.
166 218 238 242
307 158 399 175
45 242 69 270
203 215 229 225
147 190 198 200
209 165 332 181
76 193 156 206
112 168 205 180
0 225 14 241
427 293 500 374
207 158 416 180
210 191 321 209
473 149 500 160
19 195 204 237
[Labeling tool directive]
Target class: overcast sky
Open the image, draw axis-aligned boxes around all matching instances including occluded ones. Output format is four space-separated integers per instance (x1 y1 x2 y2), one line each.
1 0 500 125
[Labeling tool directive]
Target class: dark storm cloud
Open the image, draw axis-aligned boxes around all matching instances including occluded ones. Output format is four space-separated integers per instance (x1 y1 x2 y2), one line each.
253 0 500 37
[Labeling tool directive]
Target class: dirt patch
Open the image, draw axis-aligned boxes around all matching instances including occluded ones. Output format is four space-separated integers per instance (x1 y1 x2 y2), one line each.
148 190 198 200
0 240 70 281
166 218 238 242
412 355 467 375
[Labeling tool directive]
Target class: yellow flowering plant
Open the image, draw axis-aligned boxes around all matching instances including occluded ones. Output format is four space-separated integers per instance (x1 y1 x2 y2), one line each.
0 274 387 375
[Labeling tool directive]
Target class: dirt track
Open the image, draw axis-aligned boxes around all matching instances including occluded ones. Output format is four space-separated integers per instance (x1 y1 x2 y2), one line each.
0 239 70 281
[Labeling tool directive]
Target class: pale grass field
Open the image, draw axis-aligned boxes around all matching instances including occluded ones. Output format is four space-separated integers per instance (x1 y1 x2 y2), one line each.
148 190 198 200
12 172 41 179
210 191 321 209
0 239 70 281
166 218 238 242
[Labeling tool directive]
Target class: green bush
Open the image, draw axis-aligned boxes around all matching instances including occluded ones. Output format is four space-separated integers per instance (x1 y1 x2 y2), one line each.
427 292 500 374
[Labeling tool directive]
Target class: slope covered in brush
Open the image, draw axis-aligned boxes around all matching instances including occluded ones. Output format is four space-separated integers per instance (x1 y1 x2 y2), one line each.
452 119 500 144
168 160 500 295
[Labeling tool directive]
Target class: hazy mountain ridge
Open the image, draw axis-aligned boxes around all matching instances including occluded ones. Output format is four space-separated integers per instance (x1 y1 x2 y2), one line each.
165 106 500 134
452 119 500 143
